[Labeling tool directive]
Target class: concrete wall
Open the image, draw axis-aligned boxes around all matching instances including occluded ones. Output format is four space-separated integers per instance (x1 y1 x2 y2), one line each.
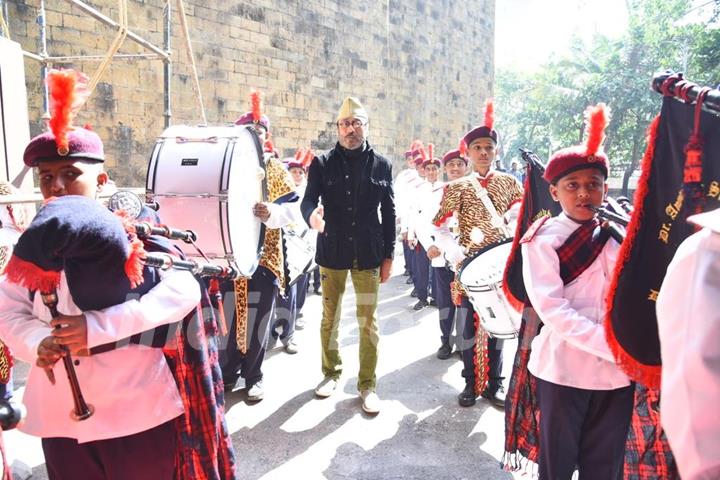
4 0 494 186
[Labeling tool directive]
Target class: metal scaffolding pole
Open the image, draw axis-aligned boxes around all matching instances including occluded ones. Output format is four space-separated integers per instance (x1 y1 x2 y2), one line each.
163 0 172 128
38 0 49 117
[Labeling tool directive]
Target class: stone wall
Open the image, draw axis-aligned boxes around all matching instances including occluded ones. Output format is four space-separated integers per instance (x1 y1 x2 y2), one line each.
4 0 494 186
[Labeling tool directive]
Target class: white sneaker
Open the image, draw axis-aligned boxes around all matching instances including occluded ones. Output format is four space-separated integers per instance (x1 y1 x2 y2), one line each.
246 381 264 402
314 377 338 398
360 390 381 414
284 339 299 355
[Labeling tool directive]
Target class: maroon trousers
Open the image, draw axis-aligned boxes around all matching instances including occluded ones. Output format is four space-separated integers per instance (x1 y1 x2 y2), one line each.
41 418 176 480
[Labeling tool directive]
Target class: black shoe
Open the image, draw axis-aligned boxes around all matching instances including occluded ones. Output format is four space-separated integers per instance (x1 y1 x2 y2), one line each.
405 277 414 285
413 299 428 311
428 298 437 307
436 343 452 360
458 383 477 407
403 269 411 277
410 288 418 298
313 287 321 295
481 385 506 409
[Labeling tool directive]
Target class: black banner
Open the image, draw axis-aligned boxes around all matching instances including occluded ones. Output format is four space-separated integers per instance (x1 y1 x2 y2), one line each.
503 149 562 309
607 95 720 387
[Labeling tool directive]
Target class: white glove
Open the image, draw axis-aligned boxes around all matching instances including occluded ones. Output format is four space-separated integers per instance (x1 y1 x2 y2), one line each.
444 243 466 265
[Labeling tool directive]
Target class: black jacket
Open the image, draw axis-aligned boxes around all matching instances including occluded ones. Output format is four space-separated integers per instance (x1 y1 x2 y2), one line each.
301 142 395 270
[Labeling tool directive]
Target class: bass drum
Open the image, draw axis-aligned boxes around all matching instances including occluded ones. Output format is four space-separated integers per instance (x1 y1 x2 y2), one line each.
146 125 267 277
458 238 521 339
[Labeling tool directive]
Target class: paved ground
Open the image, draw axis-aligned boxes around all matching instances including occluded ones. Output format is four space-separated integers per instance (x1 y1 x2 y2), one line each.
5 260 523 480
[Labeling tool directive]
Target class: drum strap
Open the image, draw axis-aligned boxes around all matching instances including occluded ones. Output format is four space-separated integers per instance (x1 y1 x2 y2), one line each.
472 179 512 238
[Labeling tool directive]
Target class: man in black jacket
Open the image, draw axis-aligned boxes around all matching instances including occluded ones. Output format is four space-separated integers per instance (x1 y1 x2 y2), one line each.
301 97 395 414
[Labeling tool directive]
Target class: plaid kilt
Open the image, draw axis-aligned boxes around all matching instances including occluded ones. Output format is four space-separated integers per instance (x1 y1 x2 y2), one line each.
163 280 237 480
503 305 542 468
624 384 679 480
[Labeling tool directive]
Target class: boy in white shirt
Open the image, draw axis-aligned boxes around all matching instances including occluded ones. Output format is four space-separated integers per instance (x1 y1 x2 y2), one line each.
520 104 633 479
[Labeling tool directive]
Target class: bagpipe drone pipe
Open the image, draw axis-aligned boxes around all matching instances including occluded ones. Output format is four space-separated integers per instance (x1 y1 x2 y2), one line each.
605 72 720 388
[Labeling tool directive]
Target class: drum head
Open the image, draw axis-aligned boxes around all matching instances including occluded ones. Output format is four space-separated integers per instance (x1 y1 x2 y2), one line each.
458 238 514 288
146 125 267 277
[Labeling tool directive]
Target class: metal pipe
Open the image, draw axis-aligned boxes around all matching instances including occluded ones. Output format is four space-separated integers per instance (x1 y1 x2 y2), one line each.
22 50 44 61
1 0 9 38
45 53 164 62
0 187 146 205
652 70 720 116
38 0 49 117
163 0 172 128
64 0 168 60
143 253 239 279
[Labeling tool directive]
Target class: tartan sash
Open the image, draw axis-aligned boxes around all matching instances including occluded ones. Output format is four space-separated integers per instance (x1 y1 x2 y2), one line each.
503 217 611 468
557 218 611 285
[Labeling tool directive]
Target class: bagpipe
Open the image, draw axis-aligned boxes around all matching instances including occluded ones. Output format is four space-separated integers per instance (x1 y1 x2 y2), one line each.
3 193 241 421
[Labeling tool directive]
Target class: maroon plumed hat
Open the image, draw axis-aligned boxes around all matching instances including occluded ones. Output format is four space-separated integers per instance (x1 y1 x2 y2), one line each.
442 148 468 165
421 144 440 168
287 148 313 170
235 91 271 131
543 104 611 184
23 69 104 167
462 99 498 147
24 129 104 167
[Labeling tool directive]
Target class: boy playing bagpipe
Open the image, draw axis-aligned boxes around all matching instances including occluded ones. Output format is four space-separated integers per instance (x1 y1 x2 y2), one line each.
519 104 634 479
0 69 235 479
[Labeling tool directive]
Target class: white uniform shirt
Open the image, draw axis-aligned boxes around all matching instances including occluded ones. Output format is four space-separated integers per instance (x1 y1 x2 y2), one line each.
0 269 200 443
396 169 423 235
657 209 720 480
522 213 630 390
414 180 446 266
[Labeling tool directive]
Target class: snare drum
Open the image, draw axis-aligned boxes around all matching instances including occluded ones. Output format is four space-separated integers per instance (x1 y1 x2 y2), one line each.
146 125 267 277
283 222 317 286
458 238 521 339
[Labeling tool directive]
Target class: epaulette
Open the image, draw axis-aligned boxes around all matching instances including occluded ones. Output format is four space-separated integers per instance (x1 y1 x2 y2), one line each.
520 215 550 244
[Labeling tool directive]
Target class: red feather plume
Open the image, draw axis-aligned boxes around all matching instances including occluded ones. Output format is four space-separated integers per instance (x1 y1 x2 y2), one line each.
483 99 494 130
294 148 304 162
410 139 424 151
459 139 468 157
47 69 88 154
584 103 609 156
250 90 263 124
264 138 275 154
428 143 434 161
302 149 314 168
420 146 428 162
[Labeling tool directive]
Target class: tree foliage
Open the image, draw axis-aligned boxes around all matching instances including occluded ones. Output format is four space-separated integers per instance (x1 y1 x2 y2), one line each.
496 0 719 195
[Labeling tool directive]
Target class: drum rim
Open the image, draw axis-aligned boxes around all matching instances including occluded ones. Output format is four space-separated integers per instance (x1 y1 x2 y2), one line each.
224 127 268 277
457 237 514 283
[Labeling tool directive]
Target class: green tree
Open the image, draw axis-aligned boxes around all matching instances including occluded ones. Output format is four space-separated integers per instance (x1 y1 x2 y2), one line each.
496 0 719 196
